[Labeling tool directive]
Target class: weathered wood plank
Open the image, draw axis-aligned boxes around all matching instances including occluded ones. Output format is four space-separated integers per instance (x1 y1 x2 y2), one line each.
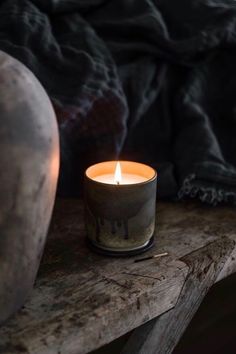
0 200 235 354
121 237 235 354
156 202 236 282
0 200 188 354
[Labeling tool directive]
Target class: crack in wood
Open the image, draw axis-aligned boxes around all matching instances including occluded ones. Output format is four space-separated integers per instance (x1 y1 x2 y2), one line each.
122 272 164 281
101 275 131 289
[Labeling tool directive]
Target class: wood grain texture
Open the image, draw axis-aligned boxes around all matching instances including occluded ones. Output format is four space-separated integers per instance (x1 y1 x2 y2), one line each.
0 200 236 354
121 237 235 354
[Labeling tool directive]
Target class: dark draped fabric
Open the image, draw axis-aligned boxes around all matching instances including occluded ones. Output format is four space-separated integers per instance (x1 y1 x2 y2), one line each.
1 0 236 203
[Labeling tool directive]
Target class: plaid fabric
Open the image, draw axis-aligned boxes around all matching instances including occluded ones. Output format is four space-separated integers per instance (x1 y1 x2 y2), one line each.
1 0 236 203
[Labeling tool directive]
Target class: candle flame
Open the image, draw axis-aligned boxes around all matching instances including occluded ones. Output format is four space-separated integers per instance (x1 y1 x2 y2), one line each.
114 161 122 185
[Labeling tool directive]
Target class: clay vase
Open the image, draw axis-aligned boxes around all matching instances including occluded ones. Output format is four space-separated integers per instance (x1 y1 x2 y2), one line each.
0 51 59 324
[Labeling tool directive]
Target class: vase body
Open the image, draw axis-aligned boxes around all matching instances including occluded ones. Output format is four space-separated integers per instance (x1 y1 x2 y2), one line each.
0 51 59 324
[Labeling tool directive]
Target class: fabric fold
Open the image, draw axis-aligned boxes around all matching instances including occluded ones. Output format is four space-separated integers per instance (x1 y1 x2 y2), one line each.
0 0 235 204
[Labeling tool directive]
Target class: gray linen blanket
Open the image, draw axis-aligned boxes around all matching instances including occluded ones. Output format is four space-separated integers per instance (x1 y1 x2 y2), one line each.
0 0 236 204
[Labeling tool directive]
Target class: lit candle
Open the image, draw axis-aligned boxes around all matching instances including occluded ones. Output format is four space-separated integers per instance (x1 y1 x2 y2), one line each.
93 162 147 185
84 161 157 256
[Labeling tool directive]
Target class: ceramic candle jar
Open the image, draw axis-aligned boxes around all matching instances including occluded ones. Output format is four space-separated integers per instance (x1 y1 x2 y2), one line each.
84 161 157 256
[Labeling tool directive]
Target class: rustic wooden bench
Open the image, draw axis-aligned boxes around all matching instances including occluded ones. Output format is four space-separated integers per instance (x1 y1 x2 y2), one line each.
0 199 236 354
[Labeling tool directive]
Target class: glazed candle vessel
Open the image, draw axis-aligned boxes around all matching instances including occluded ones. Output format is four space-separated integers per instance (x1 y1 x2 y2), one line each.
84 161 157 256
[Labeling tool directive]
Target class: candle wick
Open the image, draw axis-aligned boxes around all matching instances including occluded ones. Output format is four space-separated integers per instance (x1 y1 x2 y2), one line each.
117 181 120 185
